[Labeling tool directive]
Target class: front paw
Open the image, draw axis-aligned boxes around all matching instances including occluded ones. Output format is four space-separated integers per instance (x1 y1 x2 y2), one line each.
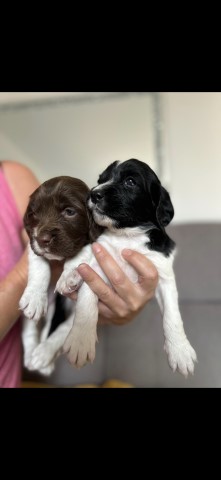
63 325 98 368
164 338 197 377
56 269 83 295
24 348 37 370
29 342 57 370
19 288 48 322
38 364 55 376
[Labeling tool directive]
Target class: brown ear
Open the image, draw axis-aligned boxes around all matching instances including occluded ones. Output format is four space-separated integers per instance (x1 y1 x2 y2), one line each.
87 210 104 243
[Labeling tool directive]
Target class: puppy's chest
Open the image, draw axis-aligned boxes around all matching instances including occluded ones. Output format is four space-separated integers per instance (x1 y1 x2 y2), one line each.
91 232 150 284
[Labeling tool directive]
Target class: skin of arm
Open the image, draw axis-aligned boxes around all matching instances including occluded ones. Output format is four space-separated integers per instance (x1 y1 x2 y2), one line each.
0 162 39 340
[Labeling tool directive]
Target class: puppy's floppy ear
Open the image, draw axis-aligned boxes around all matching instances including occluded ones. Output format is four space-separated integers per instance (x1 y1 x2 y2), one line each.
157 186 174 226
151 183 174 227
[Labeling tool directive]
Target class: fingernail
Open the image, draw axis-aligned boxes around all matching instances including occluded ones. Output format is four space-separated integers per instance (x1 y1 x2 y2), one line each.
122 249 133 257
92 243 102 254
77 263 87 272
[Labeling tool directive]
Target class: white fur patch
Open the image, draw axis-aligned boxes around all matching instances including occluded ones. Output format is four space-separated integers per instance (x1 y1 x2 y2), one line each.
92 209 116 228
93 179 114 190
32 237 64 261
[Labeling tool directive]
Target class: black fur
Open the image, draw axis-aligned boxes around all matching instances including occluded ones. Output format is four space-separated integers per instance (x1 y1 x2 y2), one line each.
48 293 67 337
148 228 175 256
91 158 175 257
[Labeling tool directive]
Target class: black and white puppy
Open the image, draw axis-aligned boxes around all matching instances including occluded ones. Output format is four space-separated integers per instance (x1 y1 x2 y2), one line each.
19 176 102 375
56 159 197 377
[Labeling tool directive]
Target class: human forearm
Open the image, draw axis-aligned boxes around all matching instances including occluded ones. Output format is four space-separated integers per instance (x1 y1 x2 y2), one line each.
0 249 28 340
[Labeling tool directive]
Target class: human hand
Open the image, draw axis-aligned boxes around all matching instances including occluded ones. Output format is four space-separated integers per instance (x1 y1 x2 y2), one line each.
68 243 158 325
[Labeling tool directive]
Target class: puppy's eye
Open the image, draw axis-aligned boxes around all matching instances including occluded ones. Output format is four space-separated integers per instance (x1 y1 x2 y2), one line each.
63 208 76 217
124 177 136 187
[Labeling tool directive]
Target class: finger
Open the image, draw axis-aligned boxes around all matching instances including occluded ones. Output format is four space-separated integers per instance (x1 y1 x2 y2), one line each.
98 302 133 326
98 301 115 320
77 263 129 314
122 249 158 292
91 243 141 303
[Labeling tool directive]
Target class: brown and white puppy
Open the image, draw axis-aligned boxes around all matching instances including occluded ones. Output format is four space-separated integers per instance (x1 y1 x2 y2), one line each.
20 176 102 375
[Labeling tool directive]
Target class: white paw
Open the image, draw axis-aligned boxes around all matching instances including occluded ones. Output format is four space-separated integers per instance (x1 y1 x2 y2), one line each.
38 364 55 376
63 325 98 368
164 338 197 377
56 268 83 295
29 342 57 370
19 288 48 322
24 348 37 370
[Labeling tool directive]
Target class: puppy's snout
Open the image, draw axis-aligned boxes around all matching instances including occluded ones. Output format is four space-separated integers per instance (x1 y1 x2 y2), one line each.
90 190 104 204
37 232 54 248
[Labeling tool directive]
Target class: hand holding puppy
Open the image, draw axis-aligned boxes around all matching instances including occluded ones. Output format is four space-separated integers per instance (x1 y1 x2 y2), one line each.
68 243 158 325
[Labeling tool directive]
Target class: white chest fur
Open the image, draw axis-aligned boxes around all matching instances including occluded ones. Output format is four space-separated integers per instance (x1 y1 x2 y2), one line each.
92 228 175 285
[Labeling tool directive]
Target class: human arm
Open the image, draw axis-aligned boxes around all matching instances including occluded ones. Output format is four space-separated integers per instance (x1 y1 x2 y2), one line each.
0 248 29 340
0 161 39 340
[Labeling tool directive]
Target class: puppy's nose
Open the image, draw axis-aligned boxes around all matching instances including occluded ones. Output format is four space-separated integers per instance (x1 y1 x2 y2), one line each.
37 233 53 248
90 190 104 204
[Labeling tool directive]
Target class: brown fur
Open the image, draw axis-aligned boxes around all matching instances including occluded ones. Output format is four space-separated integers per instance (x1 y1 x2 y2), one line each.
24 176 103 259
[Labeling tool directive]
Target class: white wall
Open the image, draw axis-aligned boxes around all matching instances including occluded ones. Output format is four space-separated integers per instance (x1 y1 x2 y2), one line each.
0 92 91 104
1 92 220 224
0 93 155 188
162 92 221 223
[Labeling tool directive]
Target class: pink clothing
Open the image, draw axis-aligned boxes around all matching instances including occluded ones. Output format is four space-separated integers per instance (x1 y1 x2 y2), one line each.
0 166 23 388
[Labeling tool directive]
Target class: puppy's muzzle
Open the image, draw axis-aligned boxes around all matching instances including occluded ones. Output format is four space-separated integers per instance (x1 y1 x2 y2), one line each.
36 232 55 249
90 190 104 205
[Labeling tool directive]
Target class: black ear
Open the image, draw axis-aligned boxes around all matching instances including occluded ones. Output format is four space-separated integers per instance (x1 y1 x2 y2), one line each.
157 186 174 226
151 183 174 227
